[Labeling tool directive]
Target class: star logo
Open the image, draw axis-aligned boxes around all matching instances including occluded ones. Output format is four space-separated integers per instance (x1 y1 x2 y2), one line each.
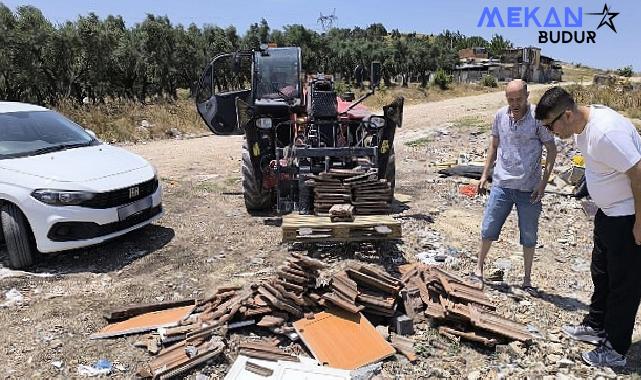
587 4 619 33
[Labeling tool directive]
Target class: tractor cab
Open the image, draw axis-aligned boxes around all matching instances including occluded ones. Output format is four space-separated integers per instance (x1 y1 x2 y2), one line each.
195 46 302 135
253 47 302 107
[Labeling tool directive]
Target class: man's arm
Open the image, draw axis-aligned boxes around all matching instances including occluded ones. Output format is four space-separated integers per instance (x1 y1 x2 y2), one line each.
531 140 557 202
626 159 641 245
479 136 499 194
542 141 557 183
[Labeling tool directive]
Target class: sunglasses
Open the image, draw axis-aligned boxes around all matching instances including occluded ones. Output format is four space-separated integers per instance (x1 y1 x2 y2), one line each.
543 111 565 131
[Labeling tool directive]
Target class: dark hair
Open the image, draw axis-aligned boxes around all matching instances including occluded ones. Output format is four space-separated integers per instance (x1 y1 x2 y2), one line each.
535 86 576 121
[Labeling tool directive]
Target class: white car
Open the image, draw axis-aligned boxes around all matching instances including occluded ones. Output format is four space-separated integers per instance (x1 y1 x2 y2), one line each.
0 102 163 268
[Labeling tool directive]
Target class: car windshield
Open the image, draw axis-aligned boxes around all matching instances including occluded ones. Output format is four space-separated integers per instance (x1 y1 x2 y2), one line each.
0 110 96 159
255 48 300 101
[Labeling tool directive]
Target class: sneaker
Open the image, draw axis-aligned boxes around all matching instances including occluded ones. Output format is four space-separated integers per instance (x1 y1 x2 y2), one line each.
562 323 604 344
582 341 626 367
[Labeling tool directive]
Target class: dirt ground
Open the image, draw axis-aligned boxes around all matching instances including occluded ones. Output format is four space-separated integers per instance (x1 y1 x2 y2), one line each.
2 87 641 379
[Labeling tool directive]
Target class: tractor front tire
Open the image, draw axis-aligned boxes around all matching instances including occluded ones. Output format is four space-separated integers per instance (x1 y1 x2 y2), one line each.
1 203 36 269
241 143 272 212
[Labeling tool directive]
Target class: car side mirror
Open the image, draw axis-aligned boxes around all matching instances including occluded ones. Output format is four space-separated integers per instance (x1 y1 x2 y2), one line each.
370 61 382 89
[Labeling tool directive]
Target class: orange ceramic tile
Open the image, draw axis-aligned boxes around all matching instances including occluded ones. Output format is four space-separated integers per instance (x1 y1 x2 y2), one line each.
91 305 194 339
293 309 395 370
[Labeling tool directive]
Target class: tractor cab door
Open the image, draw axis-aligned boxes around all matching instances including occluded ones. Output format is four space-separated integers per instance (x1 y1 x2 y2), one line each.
196 53 252 135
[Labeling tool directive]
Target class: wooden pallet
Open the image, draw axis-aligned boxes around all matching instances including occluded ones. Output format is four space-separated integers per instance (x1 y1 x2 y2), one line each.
282 214 402 243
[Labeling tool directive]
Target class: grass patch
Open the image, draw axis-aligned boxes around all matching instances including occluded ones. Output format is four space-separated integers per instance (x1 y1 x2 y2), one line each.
193 181 226 193
450 116 488 130
567 84 641 115
50 82 504 143
626 108 641 120
405 137 431 147
54 97 208 143
561 63 604 84
358 82 502 112
193 177 239 193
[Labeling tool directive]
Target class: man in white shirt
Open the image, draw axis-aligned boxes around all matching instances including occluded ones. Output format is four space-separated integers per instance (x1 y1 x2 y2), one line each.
535 86 641 368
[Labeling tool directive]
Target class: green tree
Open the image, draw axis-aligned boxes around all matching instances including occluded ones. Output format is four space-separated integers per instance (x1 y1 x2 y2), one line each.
488 34 512 59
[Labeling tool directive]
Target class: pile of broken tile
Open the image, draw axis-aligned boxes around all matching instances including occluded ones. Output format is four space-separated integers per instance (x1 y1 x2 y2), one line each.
90 254 533 379
400 263 532 346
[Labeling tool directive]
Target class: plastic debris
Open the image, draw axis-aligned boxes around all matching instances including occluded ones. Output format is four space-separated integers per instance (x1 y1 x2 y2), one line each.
77 359 112 377
1 289 24 307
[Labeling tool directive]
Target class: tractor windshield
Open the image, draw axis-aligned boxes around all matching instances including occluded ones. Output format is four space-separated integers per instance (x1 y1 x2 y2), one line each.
254 48 301 102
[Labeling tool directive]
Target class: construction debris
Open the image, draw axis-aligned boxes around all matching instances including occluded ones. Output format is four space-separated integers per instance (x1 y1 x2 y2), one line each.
92 254 534 378
91 305 195 339
392 314 414 336
293 309 396 370
323 264 400 317
137 339 225 379
390 334 417 362
329 204 354 222
103 298 196 322
400 263 532 345
224 355 350 380
245 361 274 377
238 341 299 362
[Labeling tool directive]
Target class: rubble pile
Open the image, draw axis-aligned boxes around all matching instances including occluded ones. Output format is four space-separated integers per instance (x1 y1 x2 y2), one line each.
400 263 532 346
324 265 400 317
92 253 533 378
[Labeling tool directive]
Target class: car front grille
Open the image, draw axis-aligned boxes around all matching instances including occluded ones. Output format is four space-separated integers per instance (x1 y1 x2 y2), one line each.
82 177 159 209
47 205 163 242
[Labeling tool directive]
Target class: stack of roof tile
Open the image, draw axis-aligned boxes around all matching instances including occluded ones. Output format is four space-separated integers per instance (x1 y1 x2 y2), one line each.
306 169 393 215
307 173 353 215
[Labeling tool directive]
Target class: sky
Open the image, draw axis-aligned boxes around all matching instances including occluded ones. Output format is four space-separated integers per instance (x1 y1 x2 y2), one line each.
3 0 640 71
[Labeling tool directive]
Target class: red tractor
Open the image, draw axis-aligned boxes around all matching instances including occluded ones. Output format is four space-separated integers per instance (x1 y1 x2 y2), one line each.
195 46 403 214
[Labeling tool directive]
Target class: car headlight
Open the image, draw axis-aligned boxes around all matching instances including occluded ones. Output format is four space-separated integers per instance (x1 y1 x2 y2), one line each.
256 118 272 129
31 190 95 206
369 116 386 128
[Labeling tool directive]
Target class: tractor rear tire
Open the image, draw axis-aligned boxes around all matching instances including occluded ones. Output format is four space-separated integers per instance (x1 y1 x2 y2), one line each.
386 149 396 196
1 203 36 269
241 143 272 212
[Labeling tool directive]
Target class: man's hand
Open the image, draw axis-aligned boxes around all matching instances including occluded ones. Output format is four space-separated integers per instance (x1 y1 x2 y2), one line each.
531 179 547 203
634 220 641 245
478 175 489 195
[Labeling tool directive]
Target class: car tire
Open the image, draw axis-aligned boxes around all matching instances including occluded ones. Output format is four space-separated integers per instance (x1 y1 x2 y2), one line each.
1 203 35 268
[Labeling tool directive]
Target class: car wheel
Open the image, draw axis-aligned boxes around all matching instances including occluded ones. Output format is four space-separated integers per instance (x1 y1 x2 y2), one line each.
1 203 35 268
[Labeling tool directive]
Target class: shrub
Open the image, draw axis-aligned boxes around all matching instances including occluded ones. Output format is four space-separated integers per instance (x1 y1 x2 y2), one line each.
615 65 634 77
434 68 450 90
480 74 498 88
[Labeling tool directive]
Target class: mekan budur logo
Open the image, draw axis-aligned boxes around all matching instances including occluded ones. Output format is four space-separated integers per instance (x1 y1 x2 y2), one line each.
477 3 619 43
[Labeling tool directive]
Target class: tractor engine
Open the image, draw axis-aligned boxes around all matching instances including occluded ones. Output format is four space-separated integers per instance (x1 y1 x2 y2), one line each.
305 76 339 148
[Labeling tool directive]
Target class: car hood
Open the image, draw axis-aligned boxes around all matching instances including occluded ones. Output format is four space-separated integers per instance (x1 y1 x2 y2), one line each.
0 145 150 182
